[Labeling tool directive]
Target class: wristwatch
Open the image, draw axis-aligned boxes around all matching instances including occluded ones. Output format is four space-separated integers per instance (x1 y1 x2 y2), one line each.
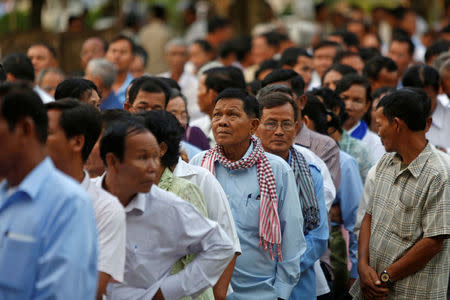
380 269 394 286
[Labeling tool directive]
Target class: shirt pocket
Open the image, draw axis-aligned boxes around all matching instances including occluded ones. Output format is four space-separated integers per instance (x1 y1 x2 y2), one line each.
0 233 38 291
391 199 422 241
237 193 261 232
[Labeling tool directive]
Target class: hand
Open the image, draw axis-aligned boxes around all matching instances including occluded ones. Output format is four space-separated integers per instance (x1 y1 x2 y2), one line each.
152 289 165 300
358 263 389 299
347 277 356 290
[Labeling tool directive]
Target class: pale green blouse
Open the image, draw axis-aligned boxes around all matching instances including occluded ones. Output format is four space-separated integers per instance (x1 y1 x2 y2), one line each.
158 167 214 300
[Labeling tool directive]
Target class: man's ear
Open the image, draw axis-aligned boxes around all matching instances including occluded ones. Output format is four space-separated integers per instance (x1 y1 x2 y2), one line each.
297 95 307 111
70 135 85 156
425 117 432 132
159 142 168 159
249 118 260 135
303 115 314 131
16 116 35 139
105 152 119 173
6 73 16 82
124 101 132 112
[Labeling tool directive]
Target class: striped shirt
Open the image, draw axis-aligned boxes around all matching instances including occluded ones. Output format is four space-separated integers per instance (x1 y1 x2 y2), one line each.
350 143 450 299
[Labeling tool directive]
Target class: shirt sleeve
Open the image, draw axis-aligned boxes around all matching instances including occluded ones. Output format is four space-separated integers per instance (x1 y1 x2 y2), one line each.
274 167 306 299
159 200 234 300
300 166 329 273
354 165 376 238
422 172 450 238
320 140 341 191
34 193 98 299
337 156 363 279
97 201 126 283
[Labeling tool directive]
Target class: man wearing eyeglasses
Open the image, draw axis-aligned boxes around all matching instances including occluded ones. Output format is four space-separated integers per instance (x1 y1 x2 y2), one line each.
255 91 330 299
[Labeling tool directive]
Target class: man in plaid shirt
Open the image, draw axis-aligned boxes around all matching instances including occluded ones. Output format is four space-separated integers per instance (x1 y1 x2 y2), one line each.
350 88 450 299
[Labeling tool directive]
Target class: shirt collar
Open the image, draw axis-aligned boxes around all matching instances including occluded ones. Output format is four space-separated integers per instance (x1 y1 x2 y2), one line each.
1 157 54 201
242 140 254 159
124 191 147 213
390 143 433 178
296 124 312 148
80 170 90 189
174 158 195 176
347 121 361 135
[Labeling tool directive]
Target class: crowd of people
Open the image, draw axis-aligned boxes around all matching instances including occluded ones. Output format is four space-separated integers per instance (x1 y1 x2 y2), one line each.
0 2 449 300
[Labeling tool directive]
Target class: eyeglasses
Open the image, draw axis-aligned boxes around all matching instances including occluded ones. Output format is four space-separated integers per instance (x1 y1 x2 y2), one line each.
263 121 295 131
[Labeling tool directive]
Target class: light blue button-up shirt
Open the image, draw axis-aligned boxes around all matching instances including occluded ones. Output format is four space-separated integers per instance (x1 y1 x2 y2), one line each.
290 161 329 300
332 151 363 279
0 158 98 299
191 144 306 300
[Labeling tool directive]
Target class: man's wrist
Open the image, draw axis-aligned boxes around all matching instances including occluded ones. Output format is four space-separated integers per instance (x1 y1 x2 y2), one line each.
380 269 394 287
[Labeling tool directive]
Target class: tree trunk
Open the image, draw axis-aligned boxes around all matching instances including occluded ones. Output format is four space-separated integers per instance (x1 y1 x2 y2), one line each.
31 0 45 29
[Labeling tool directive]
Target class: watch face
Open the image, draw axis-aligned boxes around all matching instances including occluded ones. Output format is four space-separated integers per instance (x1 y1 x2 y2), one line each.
381 273 390 282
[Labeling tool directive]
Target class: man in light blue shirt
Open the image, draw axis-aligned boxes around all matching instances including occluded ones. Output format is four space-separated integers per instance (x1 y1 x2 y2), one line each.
191 88 306 300
0 83 98 299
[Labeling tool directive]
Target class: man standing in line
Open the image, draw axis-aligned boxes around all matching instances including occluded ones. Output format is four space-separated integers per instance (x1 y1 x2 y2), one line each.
350 89 450 299
0 83 98 298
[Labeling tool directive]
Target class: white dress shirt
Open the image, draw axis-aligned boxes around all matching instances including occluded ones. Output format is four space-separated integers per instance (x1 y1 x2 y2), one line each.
81 171 126 282
34 85 54 104
97 181 234 300
426 99 450 152
174 158 241 254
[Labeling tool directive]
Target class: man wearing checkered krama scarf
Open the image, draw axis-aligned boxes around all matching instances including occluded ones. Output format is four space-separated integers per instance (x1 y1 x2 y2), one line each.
191 87 306 300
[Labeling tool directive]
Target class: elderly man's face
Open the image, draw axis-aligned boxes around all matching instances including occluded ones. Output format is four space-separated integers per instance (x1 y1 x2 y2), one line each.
256 103 298 160
212 98 259 148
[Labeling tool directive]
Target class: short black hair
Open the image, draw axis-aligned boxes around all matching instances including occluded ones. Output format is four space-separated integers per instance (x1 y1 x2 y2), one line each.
255 59 280 80
259 31 283 49
0 82 47 143
363 56 398 80
313 40 341 53
359 47 381 62
207 16 231 34
258 91 299 121
256 84 294 100
156 76 181 91
323 63 357 83
372 86 396 101
333 51 362 64
101 109 132 129
2 52 35 82
108 34 136 54
247 80 262 96
150 4 166 20
139 110 184 168
424 40 450 64
128 76 171 106
204 66 246 93
100 116 148 165
261 69 305 97
29 42 57 59
0 64 6 82
377 88 430 131
335 73 372 103
231 36 252 62
134 45 149 67
329 30 359 48
192 39 213 53
215 88 260 119
280 47 311 67
402 65 440 93
302 94 329 135
54 78 99 101
390 35 415 56
310 87 348 128
45 98 102 162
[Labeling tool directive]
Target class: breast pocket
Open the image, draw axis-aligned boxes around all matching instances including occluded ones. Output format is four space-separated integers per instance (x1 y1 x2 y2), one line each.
0 233 38 291
391 200 422 241
237 193 261 231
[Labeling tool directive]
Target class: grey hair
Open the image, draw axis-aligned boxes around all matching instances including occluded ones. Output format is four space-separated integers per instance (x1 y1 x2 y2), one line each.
256 84 293 101
86 58 117 89
36 68 65 85
165 38 187 53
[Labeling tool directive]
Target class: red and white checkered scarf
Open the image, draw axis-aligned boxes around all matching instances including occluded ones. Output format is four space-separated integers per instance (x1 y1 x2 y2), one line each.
201 136 282 261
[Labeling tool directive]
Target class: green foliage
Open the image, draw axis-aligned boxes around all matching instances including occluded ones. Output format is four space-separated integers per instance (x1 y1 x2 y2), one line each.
0 10 31 35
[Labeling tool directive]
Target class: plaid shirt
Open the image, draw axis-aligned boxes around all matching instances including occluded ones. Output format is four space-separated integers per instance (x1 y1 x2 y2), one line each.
339 130 375 183
350 143 450 299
